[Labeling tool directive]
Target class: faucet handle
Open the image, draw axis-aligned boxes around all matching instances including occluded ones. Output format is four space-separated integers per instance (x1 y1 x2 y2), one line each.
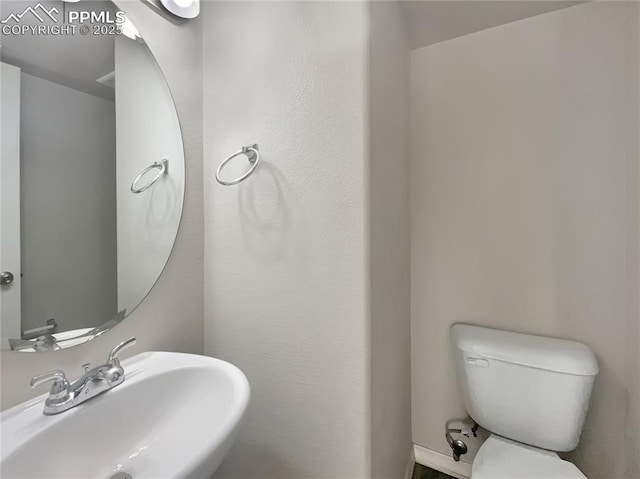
30 370 72 402
107 337 136 367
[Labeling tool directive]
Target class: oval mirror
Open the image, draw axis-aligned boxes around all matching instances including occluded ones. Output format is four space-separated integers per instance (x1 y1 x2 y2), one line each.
0 0 185 351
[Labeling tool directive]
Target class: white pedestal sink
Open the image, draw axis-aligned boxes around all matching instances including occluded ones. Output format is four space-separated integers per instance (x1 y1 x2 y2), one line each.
1 352 250 479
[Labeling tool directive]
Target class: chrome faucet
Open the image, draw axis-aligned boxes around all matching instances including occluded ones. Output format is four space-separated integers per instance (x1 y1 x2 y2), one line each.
30 337 136 415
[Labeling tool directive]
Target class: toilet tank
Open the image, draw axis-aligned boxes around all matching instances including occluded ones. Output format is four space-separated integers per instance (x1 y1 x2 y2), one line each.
451 324 598 452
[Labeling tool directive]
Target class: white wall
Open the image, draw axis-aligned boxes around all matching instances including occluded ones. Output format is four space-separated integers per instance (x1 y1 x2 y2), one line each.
203 2 370 477
1 0 203 410
410 3 640 479
368 2 412 478
20 72 117 333
626 4 640 477
115 35 185 316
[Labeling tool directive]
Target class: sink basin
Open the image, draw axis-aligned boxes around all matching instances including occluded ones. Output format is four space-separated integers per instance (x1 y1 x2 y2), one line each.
1 352 250 479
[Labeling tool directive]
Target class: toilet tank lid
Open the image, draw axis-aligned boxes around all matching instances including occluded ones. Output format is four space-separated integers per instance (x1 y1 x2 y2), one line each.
451 324 599 376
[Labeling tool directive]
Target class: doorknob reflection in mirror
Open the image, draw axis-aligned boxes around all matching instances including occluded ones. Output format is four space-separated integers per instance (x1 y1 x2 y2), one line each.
1 272 14 286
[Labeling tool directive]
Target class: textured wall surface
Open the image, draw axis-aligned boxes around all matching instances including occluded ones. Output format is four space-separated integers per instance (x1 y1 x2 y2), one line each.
410 3 640 478
369 2 413 478
0 0 203 410
202 2 370 477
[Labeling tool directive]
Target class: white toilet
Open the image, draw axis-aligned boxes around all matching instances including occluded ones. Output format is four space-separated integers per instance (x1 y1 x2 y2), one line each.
451 324 599 479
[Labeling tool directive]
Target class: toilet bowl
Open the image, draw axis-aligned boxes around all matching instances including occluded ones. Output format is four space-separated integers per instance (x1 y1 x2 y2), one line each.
472 435 586 479
450 324 598 479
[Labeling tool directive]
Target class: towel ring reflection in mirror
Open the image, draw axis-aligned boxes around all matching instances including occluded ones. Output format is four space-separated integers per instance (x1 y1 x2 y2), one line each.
131 159 169 194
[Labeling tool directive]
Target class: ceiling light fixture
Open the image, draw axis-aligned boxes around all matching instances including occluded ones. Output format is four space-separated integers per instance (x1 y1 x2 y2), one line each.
160 0 199 19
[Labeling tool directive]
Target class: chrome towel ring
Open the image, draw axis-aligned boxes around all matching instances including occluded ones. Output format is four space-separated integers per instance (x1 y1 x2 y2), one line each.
131 159 169 194
216 143 260 186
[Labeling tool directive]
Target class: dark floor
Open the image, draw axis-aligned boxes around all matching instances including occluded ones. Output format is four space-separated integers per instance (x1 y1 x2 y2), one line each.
411 463 457 479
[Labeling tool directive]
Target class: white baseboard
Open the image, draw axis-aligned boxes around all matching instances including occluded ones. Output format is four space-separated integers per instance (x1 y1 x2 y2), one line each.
403 445 416 479
413 444 471 479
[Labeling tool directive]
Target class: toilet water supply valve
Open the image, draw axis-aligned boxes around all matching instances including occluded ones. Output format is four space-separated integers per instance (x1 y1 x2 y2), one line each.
445 418 478 462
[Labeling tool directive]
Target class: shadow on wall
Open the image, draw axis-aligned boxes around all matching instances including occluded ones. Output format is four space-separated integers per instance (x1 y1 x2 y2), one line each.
213 441 297 479
237 158 310 265
145 173 182 238
239 160 289 230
